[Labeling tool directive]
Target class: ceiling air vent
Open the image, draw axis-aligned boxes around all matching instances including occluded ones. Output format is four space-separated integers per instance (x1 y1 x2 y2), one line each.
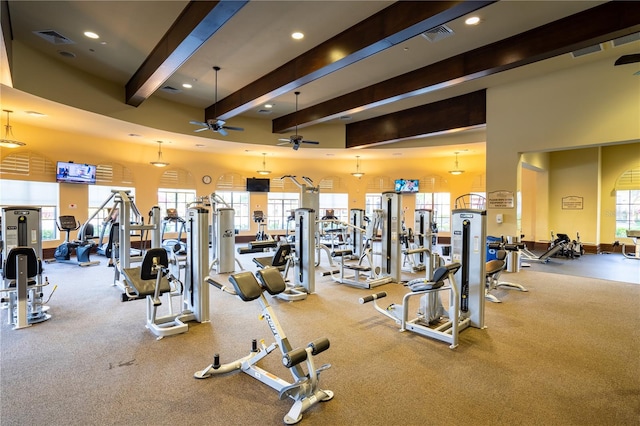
160 86 182 94
421 24 454 43
612 32 640 47
571 44 603 58
257 109 272 115
33 29 75 45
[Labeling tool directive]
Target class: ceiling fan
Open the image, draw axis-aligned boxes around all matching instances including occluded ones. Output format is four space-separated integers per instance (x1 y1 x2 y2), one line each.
277 91 319 150
190 66 244 137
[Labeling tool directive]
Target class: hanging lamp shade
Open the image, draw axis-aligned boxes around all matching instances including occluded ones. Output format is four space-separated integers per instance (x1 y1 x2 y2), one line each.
150 141 169 167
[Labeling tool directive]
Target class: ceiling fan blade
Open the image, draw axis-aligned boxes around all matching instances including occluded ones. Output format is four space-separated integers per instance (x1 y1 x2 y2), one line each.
190 120 208 127
301 140 320 145
218 127 228 136
278 138 291 142
193 127 209 133
614 53 640 66
223 125 244 131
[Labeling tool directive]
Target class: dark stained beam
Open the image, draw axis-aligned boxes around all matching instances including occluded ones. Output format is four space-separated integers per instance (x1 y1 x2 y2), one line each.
346 90 486 148
1 0 13 85
126 0 247 107
206 1 495 121
275 1 640 135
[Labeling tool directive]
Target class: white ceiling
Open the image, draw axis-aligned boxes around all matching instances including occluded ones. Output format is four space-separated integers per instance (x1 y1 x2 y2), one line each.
2 0 638 160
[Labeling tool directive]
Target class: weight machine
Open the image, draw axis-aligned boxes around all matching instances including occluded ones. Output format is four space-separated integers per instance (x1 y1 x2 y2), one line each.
379 192 403 283
160 208 187 255
291 208 316 295
1 207 55 329
326 212 390 289
281 175 335 267
485 238 528 303
359 208 486 348
334 193 402 288
621 230 640 260
402 209 440 278
209 193 243 273
120 206 210 338
83 190 161 292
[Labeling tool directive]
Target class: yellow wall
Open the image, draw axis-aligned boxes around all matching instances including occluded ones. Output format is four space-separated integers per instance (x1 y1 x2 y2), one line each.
600 144 640 241
548 148 600 244
487 53 640 241
0 121 487 249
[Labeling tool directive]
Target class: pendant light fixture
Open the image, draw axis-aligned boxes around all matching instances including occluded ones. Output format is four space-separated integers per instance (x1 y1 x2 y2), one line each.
448 152 465 175
150 141 170 167
0 110 27 148
257 153 271 175
351 155 365 178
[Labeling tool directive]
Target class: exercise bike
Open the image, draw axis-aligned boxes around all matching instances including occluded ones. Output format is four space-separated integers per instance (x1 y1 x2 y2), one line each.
52 216 99 267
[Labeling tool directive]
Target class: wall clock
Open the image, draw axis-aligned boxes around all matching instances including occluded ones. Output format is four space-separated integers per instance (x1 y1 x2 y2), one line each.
202 175 212 185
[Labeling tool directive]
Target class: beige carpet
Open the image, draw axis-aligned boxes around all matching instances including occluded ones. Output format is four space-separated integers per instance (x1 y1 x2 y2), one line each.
1 257 638 425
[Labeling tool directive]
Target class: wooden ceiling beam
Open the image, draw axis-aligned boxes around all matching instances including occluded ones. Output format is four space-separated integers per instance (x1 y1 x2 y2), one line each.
206 1 495 121
277 1 640 141
125 0 247 107
346 90 486 148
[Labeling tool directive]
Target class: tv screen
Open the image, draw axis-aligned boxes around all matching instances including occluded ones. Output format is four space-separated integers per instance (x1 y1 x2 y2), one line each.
246 177 270 192
56 161 97 184
394 179 419 193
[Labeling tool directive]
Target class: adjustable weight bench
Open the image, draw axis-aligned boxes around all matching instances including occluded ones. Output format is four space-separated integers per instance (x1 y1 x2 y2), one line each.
196 267 333 424
253 245 308 301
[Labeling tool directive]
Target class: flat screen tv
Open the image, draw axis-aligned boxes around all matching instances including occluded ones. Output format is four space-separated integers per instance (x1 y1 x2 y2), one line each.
394 179 419 193
246 177 270 192
56 161 97 184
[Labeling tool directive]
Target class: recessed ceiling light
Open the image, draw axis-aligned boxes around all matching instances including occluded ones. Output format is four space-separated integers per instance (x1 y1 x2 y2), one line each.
182 83 192 89
84 31 99 39
195 144 205 148
264 104 273 109
465 16 480 25
291 32 304 40
128 133 142 137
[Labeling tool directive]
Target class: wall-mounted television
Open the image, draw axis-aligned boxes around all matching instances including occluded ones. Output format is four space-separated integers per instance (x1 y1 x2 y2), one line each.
246 177 270 192
394 179 419 193
56 161 97 184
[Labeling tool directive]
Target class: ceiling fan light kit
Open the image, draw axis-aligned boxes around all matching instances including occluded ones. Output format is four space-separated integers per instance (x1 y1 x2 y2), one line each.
0 110 27 148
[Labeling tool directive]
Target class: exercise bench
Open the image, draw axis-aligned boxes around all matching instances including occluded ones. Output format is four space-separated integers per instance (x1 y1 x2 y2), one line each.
196 267 333 424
